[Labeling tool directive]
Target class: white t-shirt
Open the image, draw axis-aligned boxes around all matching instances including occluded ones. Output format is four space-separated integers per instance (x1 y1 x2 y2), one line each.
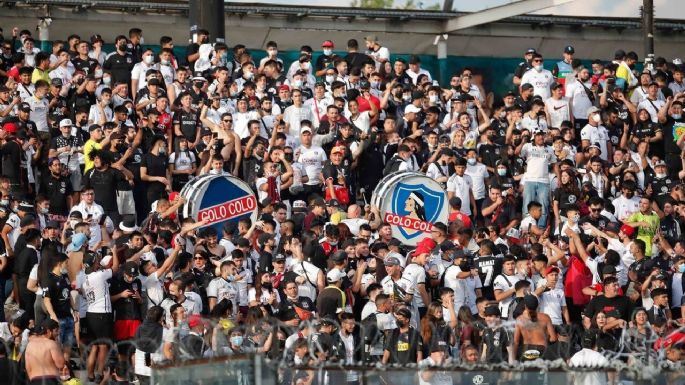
83 269 113 314
4 213 21 250
545 96 571 128
402 263 426 328
520 68 554 99
289 260 321 302
611 195 640 222
520 143 555 183
206 277 240 316
297 145 327 186
27 96 50 133
142 271 165 308
283 105 314 137
580 124 610 161
539 288 566 325
566 80 594 119
232 110 261 139
444 265 482 314
446 174 472 215
493 273 520 318
465 163 489 200
161 296 201 327
347 111 372 134
638 98 666 123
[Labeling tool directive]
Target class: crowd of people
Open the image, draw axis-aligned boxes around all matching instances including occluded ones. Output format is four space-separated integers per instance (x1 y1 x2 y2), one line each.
0 20 684 385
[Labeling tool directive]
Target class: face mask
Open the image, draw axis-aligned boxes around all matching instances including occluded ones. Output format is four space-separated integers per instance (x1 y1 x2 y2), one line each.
79 119 88 127
302 62 311 70
467 158 477 165
679 264 685 273
673 114 682 120
60 267 68 275
293 80 303 88
497 169 507 176
161 59 170 66
323 49 333 56
117 43 126 52
139 37 145 45
144 55 154 65
0 200 8 206
41 208 49 214
571 214 580 222
230 336 244 346
534 65 543 71
370 81 380 89
244 72 254 80
284 153 293 162
102 76 111 85
94 69 103 78
325 75 335 83
158 148 166 156
513 138 522 146
592 113 602 123
366 267 376 274
429 95 438 104
402 94 411 102
593 70 602 75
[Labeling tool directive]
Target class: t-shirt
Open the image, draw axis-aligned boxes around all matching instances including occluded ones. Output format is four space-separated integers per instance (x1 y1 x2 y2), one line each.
493 273 520 318
584 294 632 321
44 272 72 319
465 163 489 200
446 174 473 215
297 145 327 186
520 68 554 99
83 139 102 173
539 288 566 325
206 277 240 317
384 327 422 365
83 269 113 314
520 143 555 183
580 124 610 161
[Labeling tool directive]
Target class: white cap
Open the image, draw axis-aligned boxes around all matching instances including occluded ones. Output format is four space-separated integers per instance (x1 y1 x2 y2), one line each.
59 118 73 128
326 269 346 283
404 104 421 114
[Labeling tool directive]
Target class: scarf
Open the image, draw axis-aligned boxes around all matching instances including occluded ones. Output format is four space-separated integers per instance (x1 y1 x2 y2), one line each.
266 176 280 202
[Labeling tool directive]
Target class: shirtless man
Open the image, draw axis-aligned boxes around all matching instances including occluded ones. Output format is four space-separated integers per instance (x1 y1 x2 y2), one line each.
512 294 557 361
24 320 65 385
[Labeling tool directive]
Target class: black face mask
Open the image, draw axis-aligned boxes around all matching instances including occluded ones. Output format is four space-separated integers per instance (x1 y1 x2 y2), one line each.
459 261 469 271
194 82 204 89
284 153 293 163
513 139 522 146
118 43 126 52
116 143 127 152
262 282 272 291
79 118 88 127
365 267 376 274
396 319 407 328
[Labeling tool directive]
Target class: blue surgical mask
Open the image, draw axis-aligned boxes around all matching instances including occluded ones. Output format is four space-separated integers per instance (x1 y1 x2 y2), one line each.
467 158 477 166
679 264 685 274
497 169 507 176
230 335 243 346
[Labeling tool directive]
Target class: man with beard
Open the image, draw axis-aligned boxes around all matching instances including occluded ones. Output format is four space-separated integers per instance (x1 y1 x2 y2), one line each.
41 157 73 221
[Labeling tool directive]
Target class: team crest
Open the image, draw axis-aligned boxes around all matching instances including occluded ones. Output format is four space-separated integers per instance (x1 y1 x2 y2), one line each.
389 182 444 240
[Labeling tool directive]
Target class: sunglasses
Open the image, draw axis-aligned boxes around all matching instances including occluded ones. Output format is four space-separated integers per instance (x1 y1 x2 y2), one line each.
533 59 543 63
194 256 204 260
590 208 602 212
223 119 232 123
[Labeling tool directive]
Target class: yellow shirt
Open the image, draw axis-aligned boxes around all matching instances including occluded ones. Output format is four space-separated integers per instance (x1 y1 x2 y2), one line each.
626 211 660 256
83 139 101 173
31 68 50 84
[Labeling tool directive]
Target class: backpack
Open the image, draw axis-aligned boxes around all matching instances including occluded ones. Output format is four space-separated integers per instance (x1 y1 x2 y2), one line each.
383 155 404 176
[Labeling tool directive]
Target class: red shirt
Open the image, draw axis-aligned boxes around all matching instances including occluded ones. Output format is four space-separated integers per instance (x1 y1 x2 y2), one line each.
449 211 472 229
356 95 380 113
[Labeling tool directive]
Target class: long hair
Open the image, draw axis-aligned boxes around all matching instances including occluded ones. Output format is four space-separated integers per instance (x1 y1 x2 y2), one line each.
560 169 581 196
420 302 443 345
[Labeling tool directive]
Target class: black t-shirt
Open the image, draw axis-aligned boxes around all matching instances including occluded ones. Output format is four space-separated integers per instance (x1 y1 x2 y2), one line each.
584 294 632 321
44 272 72 319
473 254 503 290
478 143 501 169
173 110 200 142
71 57 98 75
1 139 22 182
322 161 349 187
316 286 344 320
83 167 126 212
185 43 200 72
481 197 516 228
554 188 580 212
109 273 143 320
13 246 38 280
141 153 168 178
125 147 144 181
315 54 335 72
482 326 510 363
41 173 73 216
344 52 372 71
103 53 134 85
384 327 422 365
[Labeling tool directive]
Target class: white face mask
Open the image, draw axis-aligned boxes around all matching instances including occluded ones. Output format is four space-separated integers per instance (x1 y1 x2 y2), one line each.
293 79 303 88
102 76 111 85
161 59 170 66
94 69 103 78
429 95 438 104
302 62 311 70
144 55 154 65
323 49 333 56
534 64 543 71
673 114 682 120
656 173 666 179
592 113 602 123
325 75 335 83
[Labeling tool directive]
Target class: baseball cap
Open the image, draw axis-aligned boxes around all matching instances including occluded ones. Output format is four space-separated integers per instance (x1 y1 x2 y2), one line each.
564 45 575 54
330 146 345 156
123 261 139 277
50 78 63 87
365 35 378 43
45 220 59 229
18 202 34 212
586 106 601 116
300 126 312 134
404 104 421 114
326 199 340 208
2 122 18 134
273 254 286 262
18 103 31 113
188 314 204 329
430 339 449 353
525 48 537 54
321 40 334 48
59 119 73 128
20 215 35 228
326 269 346 283
292 200 307 212
620 224 635 237
484 305 501 317
544 266 560 275
654 160 667 167
384 256 401 266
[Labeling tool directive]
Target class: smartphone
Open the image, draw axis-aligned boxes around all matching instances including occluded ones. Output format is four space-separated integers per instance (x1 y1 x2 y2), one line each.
212 132 218 139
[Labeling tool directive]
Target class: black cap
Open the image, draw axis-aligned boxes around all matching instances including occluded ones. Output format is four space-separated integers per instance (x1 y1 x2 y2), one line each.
484 305 501 317
326 199 340 208
273 254 286 262
310 216 326 228
45 220 59 229
439 240 456 252
18 103 31 113
564 45 575 54
430 339 449 353
50 78 63 87
20 215 35 228
123 261 139 277
601 265 617 275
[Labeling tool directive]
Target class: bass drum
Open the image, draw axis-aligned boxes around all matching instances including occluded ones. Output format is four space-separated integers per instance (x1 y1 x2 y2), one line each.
372 171 448 246
179 173 258 234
